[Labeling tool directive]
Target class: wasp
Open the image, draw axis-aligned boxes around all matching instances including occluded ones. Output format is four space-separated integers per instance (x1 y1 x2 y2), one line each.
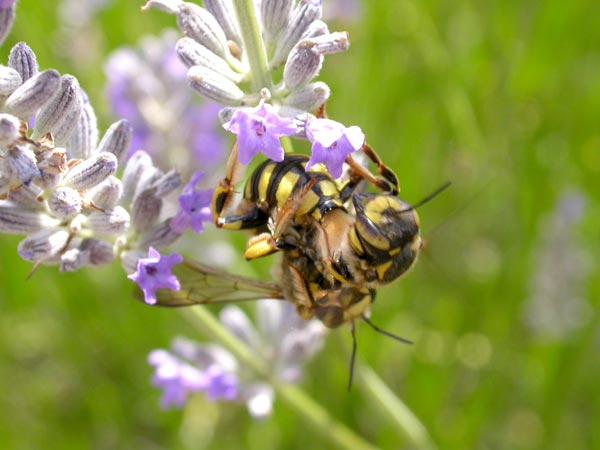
151 142 449 388
154 141 432 329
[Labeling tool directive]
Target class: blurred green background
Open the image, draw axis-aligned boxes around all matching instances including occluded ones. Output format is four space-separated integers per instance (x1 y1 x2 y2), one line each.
1 0 599 449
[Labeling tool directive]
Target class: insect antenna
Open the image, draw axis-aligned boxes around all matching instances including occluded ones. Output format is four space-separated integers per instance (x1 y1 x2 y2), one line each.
347 321 357 392
362 315 413 345
401 181 452 213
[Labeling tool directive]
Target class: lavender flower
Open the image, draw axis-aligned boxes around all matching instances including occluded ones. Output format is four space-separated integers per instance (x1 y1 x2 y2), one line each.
305 118 365 178
148 301 327 418
144 0 356 168
104 30 226 172
223 100 297 164
171 171 213 233
128 247 184 305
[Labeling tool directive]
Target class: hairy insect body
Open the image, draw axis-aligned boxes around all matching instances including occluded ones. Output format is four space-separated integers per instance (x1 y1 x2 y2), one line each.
214 154 422 328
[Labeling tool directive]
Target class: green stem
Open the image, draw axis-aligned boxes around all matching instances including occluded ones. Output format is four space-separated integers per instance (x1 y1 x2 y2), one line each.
231 0 273 93
183 306 378 450
356 364 438 450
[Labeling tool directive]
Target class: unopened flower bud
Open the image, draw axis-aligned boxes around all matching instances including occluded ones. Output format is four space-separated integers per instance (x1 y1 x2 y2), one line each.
121 151 155 205
83 238 115 266
284 81 330 111
0 1 16 46
176 37 241 82
62 152 118 190
8 183 44 209
283 42 323 89
203 0 241 45
86 206 130 234
138 219 183 249
97 119 132 164
8 41 38 82
152 170 182 197
308 32 349 55
187 65 244 105
52 92 84 146
142 0 181 14
32 74 82 139
301 19 328 39
3 69 61 119
0 205 58 234
47 187 82 219
68 93 98 159
261 0 294 39
18 228 70 262
177 2 229 58
60 245 89 272
131 189 162 232
0 113 21 147
0 65 22 96
89 176 123 209
271 0 322 68
3 146 39 186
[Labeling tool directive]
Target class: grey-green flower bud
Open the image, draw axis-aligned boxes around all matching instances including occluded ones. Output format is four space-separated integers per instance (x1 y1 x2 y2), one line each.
302 19 328 39
0 3 15 47
62 152 118 191
68 95 98 159
32 74 81 139
3 69 61 119
261 0 294 40
203 0 241 45
83 238 115 266
0 65 22 96
284 81 330 111
8 183 44 209
47 187 82 219
177 2 229 58
283 42 323 89
187 65 245 105
142 0 181 14
60 245 88 272
308 32 350 55
18 228 70 262
52 91 84 146
120 151 159 205
0 113 21 147
271 0 322 68
176 37 242 82
85 206 130 234
97 119 132 164
131 188 162 233
138 219 182 249
0 205 58 234
152 169 182 197
8 42 38 82
2 146 39 186
89 176 123 209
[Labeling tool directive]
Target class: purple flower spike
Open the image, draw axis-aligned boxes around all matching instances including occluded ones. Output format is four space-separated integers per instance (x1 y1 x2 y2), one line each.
171 172 213 233
223 100 297 165
148 350 206 409
305 118 365 179
128 247 183 305
202 365 238 401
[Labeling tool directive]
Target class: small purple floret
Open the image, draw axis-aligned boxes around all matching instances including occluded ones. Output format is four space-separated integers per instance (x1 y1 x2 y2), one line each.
223 100 297 165
128 247 183 305
170 172 213 233
202 365 238 401
305 118 365 179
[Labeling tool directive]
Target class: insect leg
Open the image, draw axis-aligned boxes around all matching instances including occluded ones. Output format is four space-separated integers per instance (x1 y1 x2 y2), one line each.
212 140 245 225
342 142 400 196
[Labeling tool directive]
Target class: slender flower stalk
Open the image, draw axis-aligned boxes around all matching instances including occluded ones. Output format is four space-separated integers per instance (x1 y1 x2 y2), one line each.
183 305 379 450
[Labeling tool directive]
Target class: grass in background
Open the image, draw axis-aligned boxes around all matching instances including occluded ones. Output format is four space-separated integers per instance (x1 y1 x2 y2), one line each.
1 0 599 448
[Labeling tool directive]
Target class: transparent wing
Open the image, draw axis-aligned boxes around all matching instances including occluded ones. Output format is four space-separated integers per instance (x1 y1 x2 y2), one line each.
139 259 286 307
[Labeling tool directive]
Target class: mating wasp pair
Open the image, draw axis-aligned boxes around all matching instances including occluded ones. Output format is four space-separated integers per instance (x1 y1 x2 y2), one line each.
152 139 445 385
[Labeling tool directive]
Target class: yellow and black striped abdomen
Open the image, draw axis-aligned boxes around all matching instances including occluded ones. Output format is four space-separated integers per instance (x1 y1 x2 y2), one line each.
244 154 344 220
